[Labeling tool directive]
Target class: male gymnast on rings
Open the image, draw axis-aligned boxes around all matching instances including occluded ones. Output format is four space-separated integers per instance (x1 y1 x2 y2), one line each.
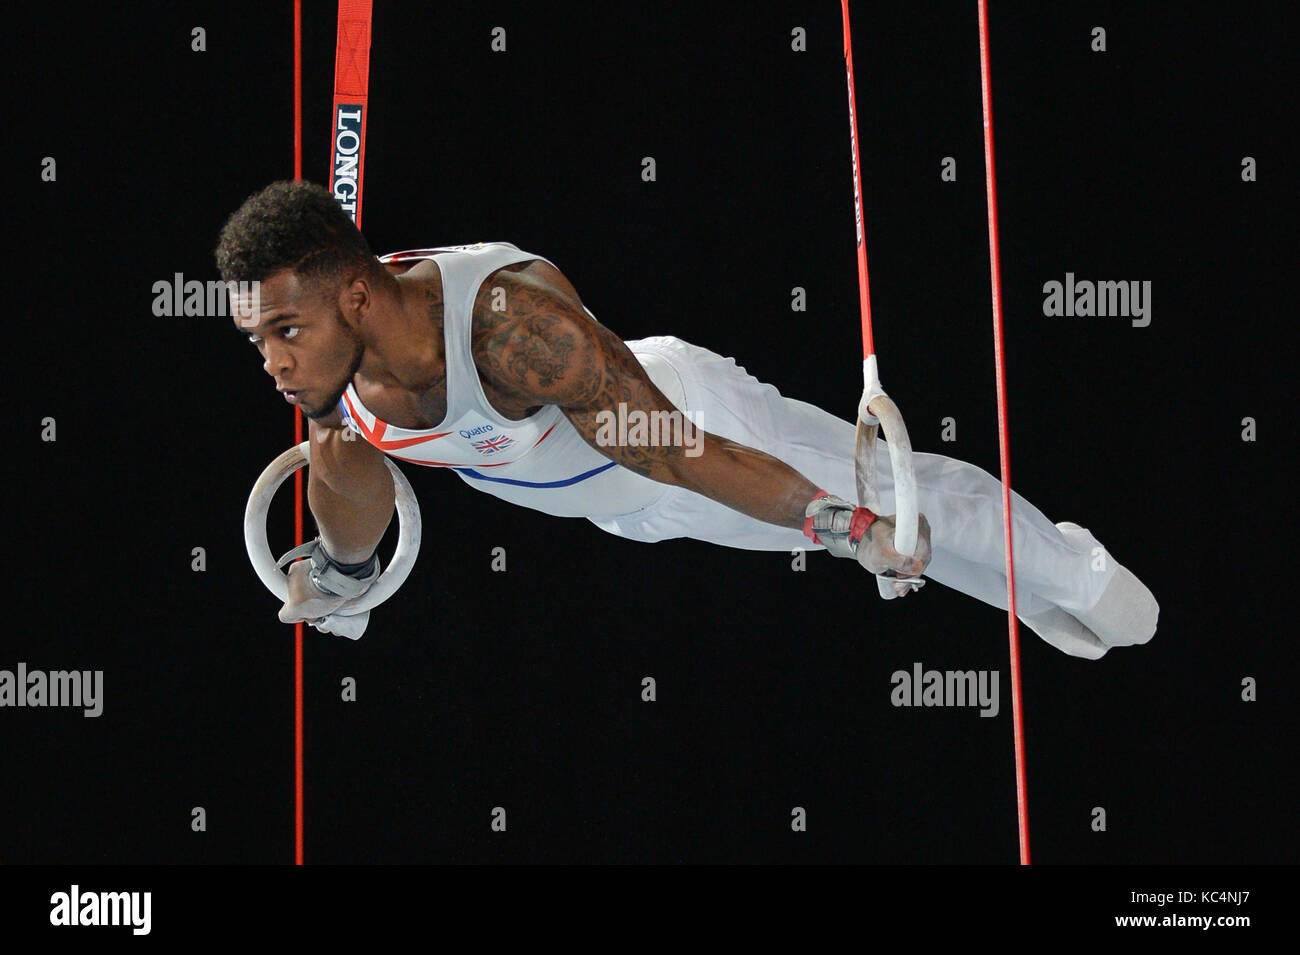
220 181 1157 659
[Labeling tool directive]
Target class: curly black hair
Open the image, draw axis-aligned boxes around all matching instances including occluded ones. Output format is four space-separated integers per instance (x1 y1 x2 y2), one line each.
215 180 379 288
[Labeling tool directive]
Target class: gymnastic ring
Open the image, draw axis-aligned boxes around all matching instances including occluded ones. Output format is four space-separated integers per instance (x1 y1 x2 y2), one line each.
855 356 922 600
860 394 919 556
243 440 421 615
854 357 919 557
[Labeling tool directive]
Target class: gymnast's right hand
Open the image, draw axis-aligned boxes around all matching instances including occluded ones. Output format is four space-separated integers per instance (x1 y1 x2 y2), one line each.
803 491 932 593
856 512 932 583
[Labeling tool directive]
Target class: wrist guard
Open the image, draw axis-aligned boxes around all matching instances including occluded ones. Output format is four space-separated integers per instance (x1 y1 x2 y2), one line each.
802 491 877 559
276 537 381 599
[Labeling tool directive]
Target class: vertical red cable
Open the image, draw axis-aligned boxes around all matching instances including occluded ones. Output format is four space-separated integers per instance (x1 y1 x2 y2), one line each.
977 0 1030 864
286 0 372 867
840 0 875 358
292 0 305 866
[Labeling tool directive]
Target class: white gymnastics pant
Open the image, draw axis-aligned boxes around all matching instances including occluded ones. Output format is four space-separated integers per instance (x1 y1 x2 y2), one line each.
589 336 1118 617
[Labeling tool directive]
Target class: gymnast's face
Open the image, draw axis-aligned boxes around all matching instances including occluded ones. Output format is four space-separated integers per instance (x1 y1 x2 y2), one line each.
232 269 365 420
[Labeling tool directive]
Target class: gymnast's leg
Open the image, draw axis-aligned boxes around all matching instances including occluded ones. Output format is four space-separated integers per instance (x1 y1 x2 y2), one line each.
591 336 1156 653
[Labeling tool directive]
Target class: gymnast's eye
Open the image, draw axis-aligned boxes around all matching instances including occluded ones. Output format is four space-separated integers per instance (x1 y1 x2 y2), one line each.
248 327 299 345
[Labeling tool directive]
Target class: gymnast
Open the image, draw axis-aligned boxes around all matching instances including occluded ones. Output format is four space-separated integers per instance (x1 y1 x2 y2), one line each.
220 180 1157 658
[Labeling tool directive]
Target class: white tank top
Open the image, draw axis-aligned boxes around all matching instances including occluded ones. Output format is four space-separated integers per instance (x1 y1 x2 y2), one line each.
336 242 675 519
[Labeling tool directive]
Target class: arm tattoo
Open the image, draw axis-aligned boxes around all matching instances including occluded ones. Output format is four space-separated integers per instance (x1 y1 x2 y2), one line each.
472 268 684 481
468 264 820 527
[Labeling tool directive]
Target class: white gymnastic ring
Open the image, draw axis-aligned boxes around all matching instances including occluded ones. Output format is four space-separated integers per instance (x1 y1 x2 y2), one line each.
855 357 919 556
856 357 922 601
866 394 918 557
244 440 421 614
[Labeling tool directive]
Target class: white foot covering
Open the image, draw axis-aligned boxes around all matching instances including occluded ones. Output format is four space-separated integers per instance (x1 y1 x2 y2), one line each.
1019 606 1110 660
1057 522 1159 647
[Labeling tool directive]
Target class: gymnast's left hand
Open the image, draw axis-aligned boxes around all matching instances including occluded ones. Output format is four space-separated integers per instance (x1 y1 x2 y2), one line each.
856 512 932 586
278 558 351 626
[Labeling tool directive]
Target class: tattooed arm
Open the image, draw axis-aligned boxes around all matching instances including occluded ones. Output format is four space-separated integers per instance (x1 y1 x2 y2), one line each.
476 266 821 531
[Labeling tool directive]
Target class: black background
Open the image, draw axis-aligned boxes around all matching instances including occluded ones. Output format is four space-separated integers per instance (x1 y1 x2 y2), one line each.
4 0 1293 866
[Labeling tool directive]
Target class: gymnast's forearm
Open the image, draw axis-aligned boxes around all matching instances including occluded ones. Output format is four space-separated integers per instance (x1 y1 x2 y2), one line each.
307 427 395 563
673 434 821 530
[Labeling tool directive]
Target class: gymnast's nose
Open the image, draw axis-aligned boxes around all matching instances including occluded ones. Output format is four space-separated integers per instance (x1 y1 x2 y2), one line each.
263 340 293 379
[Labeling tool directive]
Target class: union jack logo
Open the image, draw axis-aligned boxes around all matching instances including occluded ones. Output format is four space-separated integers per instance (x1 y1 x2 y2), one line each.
472 434 516 455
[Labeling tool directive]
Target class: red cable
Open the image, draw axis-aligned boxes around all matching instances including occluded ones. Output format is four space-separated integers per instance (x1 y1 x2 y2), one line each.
839 0 875 358
287 0 372 867
292 0 305 867
977 0 1030 865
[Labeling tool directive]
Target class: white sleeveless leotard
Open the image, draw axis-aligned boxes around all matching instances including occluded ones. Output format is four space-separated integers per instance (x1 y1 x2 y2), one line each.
337 242 677 519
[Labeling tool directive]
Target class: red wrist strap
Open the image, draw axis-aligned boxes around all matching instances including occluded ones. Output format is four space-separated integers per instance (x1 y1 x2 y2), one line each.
803 489 877 546
802 490 829 542
849 506 877 545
